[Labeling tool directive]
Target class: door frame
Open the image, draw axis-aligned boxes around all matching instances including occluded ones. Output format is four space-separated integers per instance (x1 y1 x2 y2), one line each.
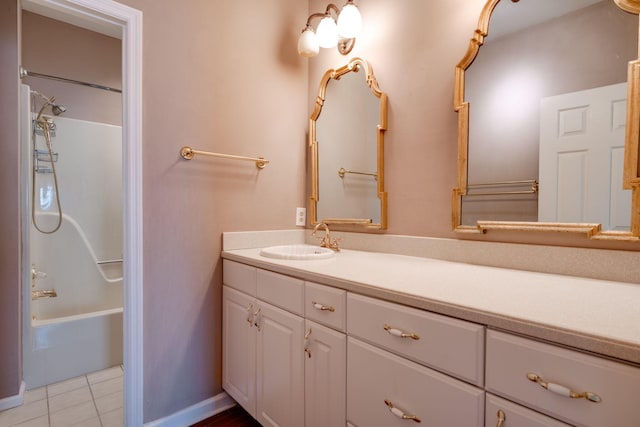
20 0 143 425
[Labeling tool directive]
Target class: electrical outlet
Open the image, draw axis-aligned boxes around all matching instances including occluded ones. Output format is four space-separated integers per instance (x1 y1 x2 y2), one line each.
296 207 306 226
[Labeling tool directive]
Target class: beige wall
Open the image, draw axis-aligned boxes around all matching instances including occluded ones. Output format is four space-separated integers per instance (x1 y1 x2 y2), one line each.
21 11 122 126
1 0 639 420
113 0 309 421
0 0 21 402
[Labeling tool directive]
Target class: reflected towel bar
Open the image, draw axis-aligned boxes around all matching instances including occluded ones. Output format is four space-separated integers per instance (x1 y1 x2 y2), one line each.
180 146 269 169
466 179 538 197
338 167 377 180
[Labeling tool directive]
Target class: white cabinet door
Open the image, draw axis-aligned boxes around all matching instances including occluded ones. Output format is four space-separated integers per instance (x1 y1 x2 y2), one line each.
347 337 484 427
222 286 257 417
304 320 346 427
256 301 305 427
486 393 572 427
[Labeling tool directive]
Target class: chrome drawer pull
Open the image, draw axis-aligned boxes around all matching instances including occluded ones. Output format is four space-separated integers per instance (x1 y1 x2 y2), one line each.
526 373 602 403
384 324 420 340
384 399 421 423
496 409 506 427
312 301 335 312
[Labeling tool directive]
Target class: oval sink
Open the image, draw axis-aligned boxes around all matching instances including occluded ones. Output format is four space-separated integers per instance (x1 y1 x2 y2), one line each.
260 244 335 260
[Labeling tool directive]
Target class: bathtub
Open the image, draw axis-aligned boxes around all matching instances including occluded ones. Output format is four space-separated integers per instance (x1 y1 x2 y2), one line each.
24 307 123 389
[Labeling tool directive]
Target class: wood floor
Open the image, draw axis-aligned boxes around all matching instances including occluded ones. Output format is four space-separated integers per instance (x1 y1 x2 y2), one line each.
191 405 262 427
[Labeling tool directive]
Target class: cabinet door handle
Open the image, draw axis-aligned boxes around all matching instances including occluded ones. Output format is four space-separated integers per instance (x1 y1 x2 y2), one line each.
253 308 261 331
312 301 335 312
384 399 421 423
496 409 505 427
246 304 254 326
304 328 312 358
383 324 420 340
526 373 602 403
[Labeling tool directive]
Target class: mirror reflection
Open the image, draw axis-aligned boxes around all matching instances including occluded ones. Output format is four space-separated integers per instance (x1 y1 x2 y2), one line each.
310 57 387 229
462 0 637 231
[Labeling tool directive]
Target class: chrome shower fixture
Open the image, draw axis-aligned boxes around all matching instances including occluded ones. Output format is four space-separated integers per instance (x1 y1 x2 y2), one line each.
31 90 67 118
51 103 66 116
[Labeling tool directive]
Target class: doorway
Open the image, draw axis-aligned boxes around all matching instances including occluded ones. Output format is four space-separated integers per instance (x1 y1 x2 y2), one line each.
17 0 142 425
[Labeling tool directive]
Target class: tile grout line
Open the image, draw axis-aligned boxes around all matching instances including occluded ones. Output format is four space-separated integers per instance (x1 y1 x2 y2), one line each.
86 373 105 427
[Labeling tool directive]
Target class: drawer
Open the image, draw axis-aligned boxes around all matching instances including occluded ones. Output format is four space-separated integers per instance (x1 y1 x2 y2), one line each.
346 337 484 427
486 329 640 427
223 260 256 296
256 269 304 315
304 282 346 332
486 393 571 427
347 293 485 385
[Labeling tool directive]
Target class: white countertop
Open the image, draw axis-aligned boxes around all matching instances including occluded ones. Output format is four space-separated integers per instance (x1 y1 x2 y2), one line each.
222 247 640 364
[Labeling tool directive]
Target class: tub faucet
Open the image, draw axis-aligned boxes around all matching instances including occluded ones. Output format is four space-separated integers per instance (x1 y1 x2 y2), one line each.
312 222 341 252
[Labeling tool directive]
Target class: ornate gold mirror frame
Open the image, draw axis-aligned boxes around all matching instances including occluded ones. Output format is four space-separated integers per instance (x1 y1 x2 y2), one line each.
309 57 388 229
453 0 640 241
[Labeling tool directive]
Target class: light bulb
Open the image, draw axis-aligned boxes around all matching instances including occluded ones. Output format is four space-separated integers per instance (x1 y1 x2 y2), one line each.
316 16 339 48
337 3 362 39
297 28 319 57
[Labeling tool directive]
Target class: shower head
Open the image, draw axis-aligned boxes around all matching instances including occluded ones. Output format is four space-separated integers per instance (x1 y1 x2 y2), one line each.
31 91 67 119
51 103 66 116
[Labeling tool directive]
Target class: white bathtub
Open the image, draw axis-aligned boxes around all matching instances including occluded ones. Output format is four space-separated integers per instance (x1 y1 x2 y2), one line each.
24 307 123 389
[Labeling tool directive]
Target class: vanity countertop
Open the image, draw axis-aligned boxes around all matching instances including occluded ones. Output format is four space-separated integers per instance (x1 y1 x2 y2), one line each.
222 247 640 365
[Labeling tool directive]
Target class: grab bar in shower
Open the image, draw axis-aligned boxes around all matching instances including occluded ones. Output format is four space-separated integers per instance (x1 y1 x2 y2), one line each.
32 289 57 300
97 259 123 265
179 146 269 169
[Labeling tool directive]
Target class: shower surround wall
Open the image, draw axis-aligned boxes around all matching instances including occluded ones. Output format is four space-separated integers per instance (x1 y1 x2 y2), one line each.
24 84 123 388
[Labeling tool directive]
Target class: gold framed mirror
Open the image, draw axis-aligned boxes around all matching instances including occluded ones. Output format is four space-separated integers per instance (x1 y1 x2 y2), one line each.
453 0 640 241
309 57 388 229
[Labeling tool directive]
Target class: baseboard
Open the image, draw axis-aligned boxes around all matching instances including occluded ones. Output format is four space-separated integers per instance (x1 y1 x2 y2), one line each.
0 382 25 412
144 391 236 427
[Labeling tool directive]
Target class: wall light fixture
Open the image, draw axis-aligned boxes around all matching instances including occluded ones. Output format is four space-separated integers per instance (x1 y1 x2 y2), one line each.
297 0 362 57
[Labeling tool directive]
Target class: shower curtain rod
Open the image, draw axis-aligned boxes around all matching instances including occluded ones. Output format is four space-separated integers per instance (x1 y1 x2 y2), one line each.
19 66 122 93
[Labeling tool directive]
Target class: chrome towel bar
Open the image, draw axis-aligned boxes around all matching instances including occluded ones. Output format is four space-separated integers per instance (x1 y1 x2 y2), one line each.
180 146 269 169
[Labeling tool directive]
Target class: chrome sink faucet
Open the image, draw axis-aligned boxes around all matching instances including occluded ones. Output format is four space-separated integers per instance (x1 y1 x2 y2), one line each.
312 222 341 252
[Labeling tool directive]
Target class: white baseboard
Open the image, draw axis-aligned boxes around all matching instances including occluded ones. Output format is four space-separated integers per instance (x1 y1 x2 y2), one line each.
144 391 236 427
0 382 25 412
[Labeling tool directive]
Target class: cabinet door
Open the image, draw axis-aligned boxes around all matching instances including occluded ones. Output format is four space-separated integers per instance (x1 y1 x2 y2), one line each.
256 301 305 427
222 286 257 417
304 320 346 427
347 337 484 427
486 393 572 427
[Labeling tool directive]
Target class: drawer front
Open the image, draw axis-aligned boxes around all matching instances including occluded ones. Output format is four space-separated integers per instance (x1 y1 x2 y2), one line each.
486 329 640 427
347 293 485 385
486 393 571 427
304 282 346 332
346 337 484 427
223 260 256 296
256 269 304 315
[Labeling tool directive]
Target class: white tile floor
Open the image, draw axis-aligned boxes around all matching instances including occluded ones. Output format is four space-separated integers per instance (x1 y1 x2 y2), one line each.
0 366 123 427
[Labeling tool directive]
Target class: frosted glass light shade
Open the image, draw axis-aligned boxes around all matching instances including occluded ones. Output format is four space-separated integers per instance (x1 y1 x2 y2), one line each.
337 3 362 39
316 16 339 48
297 28 319 57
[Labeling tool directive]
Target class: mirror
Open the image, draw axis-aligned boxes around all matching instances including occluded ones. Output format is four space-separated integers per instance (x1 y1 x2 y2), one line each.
309 57 388 229
454 0 640 240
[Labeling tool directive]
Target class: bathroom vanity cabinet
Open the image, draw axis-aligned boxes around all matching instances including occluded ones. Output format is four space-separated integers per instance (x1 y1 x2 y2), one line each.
222 261 345 427
221 255 640 427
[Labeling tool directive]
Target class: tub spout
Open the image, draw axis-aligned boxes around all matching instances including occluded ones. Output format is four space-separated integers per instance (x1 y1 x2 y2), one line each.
31 289 57 300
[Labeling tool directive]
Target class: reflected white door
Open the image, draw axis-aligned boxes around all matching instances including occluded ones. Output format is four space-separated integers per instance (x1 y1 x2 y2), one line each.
539 83 631 230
